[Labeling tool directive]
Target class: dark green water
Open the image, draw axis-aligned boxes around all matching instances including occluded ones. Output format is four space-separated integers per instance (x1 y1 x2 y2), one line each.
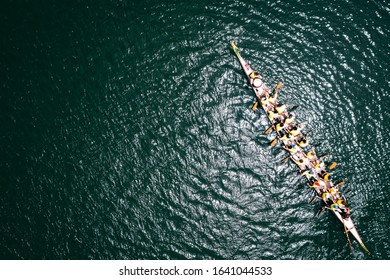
1 0 389 259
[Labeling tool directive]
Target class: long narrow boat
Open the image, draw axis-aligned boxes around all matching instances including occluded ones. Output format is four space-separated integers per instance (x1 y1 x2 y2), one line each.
230 42 370 254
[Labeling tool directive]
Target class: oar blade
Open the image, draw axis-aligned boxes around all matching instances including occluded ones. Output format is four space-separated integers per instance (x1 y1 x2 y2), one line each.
252 102 258 111
264 125 273 135
270 138 278 147
329 162 337 170
281 156 290 163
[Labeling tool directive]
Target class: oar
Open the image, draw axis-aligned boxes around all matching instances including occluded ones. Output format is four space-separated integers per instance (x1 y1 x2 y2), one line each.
289 105 299 112
329 162 337 170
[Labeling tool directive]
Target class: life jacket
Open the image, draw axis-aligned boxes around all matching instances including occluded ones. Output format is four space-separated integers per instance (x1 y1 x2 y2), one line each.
288 147 297 154
249 71 260 79
260 98 269 106
280 134 289 141
337 199 345 205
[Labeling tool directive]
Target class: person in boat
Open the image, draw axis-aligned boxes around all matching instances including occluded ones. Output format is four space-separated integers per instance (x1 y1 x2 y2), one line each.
275 104 287 114
328 203 342 213
313 161 326 174
306 150 317 161
249 71 260 79
267 110 280 120
284 113 295 125
284 142 298 155
321 172 332 182
301 168 316 179
329 186 340 200
276 121 289 133
296 134 309 148
260 96 274 112
311 181 327 193
341 207 351 219
288 123 304 137
322 192 333 205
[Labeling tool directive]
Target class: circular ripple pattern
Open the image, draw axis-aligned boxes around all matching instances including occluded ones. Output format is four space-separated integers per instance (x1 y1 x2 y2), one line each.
0 0 389 259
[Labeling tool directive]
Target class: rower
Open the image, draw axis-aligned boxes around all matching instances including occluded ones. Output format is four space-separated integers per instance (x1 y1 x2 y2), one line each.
322 172 332 181
314 161 326 173
260 96 274 112
301 168 315 178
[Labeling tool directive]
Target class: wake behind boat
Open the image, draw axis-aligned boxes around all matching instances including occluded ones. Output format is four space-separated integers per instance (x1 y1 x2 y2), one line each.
230 42 370 255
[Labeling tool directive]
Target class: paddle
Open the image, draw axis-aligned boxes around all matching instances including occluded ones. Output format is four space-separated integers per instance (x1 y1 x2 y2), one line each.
281 155 290 163
309 194 320 204
329 162 337 170
317 206 326 216
275 82 283 90
336 181 345 187
270 138 278 147
264 124 274 135
318 153 330 160
251 101 259 111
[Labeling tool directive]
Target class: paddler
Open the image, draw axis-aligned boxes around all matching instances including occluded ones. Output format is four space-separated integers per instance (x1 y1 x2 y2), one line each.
267 110 280 120
285 143 298 155
284 113 295 125
275 121 289 133
306 150 316 161
329 186 340 200
296 135 309 148
249 71 260 79
260 96 274 112
301 168 316 179
275 103 287 114
322 172 332 181
322 192 333 204
288 123 304 137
